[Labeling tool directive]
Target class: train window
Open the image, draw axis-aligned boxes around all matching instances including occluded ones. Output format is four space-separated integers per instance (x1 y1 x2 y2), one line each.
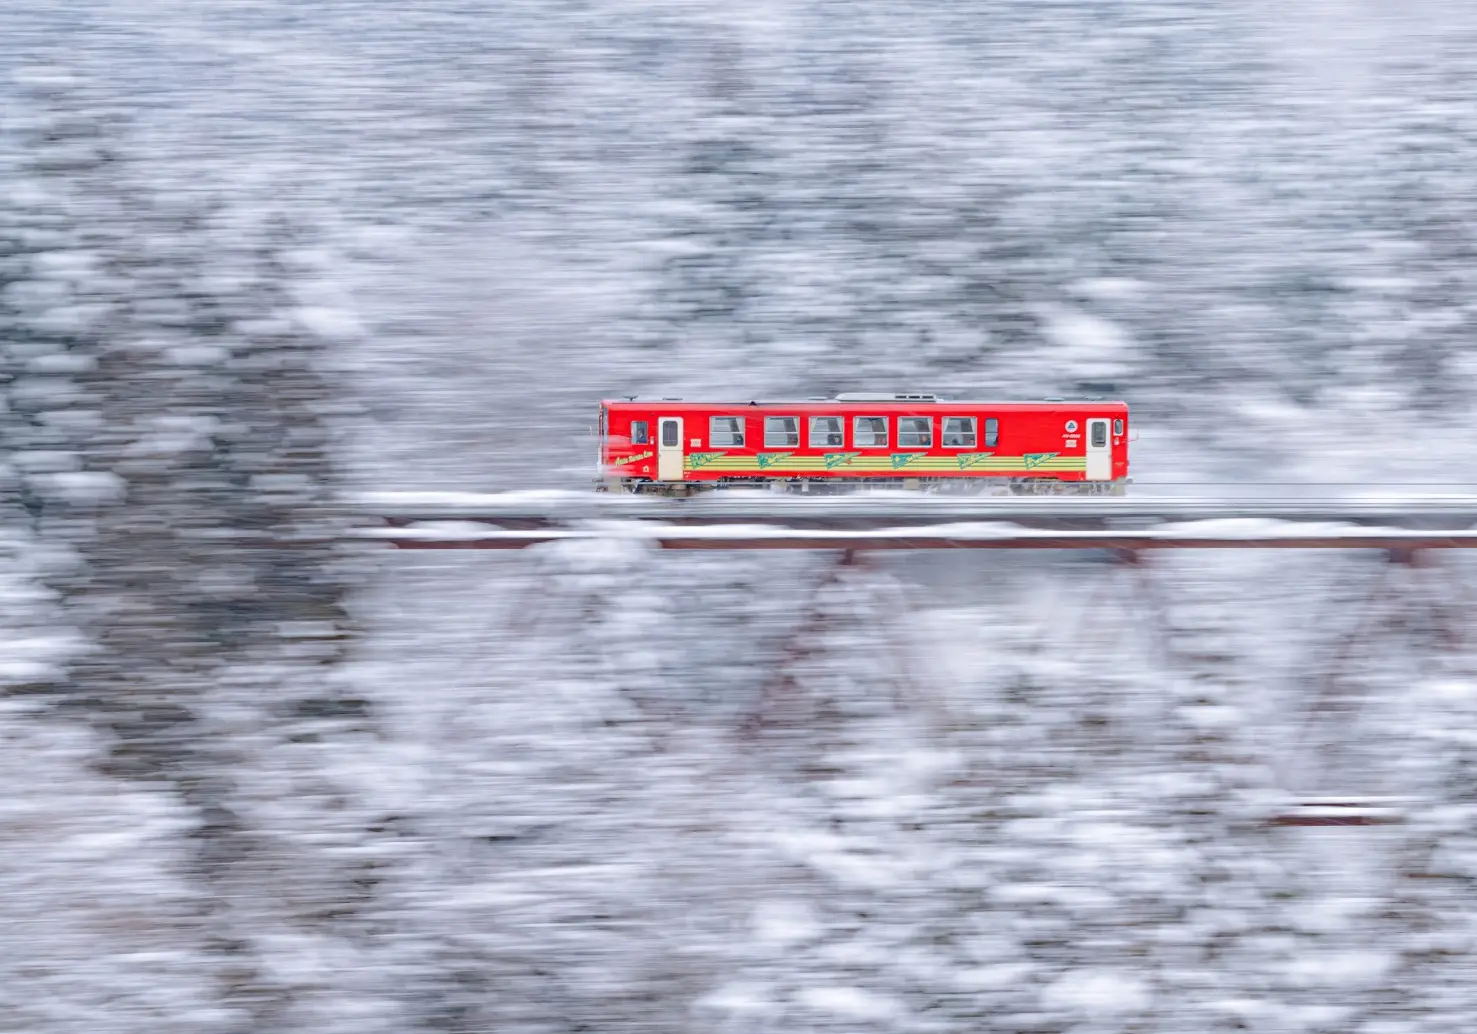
942 417 976 448
631 421 649 445
1113 418 1124 436
764 416 800 448
809 416 844 448
854 416 888 448
898 416 932 448
710 416 745 447
984 417 999 447
661 420 679 447
1091 421 1108 448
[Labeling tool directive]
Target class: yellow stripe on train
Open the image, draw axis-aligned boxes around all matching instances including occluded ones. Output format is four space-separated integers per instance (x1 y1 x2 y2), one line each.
683 452 1087 473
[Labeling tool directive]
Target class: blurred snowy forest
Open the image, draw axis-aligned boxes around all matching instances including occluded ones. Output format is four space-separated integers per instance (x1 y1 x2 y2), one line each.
6 1 1477 1031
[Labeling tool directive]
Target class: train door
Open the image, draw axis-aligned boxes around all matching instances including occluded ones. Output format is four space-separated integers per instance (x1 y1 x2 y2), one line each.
597 404 607 475
1086 418 1111 481
658 417 684 481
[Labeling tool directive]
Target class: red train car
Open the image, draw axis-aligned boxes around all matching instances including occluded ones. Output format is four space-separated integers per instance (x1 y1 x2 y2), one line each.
597 393 1129 495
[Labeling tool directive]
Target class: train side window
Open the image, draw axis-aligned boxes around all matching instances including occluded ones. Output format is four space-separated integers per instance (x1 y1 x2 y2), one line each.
631 421 649 445
854 416 888 448
898 416 932 448
1091 421 1108 448
942 416 976 448
710 416 744 447
1113 418 1124 436
661 420 679 447
809 416 844 448
984 417 999 447
764 416 800 448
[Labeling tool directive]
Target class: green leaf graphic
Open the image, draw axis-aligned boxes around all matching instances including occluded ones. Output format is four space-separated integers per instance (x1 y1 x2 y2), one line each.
756 452 793 469
686 452 724 469
824 452 860 469
1022 452 1058 469
891 453 921 469
957 453 992 469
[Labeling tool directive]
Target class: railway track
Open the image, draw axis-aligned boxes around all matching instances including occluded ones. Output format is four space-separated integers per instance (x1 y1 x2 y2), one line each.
355 491 1477 549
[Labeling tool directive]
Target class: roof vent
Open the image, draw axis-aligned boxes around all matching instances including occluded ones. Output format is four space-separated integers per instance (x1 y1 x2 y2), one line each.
834 392 939 402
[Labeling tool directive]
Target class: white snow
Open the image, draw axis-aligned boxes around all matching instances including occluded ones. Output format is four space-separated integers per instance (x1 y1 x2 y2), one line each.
796 986 906 1022
10 2 1477 1030
752 900 823 946
30 471 127 505
293 306 364 341
1041 971 1150 1016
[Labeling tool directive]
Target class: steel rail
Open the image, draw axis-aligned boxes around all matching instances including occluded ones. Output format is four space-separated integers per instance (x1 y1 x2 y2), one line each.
365 522 1477 550
355 491 1477 532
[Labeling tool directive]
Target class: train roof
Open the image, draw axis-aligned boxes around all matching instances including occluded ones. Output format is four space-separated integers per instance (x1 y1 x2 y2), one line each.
601 395 1128 408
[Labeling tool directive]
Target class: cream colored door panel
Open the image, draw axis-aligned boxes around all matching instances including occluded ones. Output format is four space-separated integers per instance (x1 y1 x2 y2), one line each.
658 417 684 480
1086 418 1111 481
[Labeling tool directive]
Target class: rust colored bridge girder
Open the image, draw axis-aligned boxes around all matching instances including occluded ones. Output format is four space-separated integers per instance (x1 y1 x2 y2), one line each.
1087 545 1469 828
364 507 1477 828
721 546 1439 830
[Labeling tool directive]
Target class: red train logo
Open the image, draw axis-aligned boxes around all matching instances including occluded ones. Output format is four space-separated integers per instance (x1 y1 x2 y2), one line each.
599 393 1129 495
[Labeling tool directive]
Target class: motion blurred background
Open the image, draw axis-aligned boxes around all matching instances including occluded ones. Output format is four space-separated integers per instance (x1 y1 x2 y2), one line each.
4 1 1477 1031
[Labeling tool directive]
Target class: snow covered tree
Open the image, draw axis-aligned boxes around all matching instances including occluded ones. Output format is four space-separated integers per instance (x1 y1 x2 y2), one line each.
363 540 746 1033
4 73 391 1028
636 32 791 396
694 554 964 1033
1345 670 1477 1032
0 699 232 1033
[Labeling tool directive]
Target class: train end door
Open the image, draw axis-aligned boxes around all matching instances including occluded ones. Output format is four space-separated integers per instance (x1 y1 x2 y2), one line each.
658 417 684 481
1086 418 1111 481
597 403 608 476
